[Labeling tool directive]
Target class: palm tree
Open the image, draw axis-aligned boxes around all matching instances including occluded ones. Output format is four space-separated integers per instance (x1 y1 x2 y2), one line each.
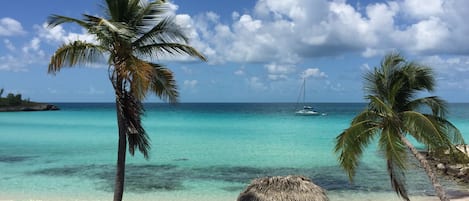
334 52 465 201
46 1 206 201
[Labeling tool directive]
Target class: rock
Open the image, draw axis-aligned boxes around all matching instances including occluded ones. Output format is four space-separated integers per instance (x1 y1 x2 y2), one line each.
447 164 464 175
436 163 446 170
460 167 469 175
0 103 60 112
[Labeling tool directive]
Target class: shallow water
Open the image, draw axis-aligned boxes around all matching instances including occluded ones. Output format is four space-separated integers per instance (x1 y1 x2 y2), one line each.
1 103 468 200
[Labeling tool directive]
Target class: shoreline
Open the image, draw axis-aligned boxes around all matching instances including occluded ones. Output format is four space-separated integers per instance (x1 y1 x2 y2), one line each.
0 103 59 112
1 191 469 201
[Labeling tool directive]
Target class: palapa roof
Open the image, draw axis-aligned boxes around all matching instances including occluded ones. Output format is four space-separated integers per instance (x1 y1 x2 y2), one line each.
237 175 329 201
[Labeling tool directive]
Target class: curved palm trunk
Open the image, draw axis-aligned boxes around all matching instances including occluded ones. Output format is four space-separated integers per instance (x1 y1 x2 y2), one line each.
399 135 450 201
113 94 127 201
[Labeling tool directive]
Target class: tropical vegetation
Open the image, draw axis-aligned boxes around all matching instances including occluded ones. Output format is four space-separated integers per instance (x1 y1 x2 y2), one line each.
334 52 465 201
47 0 206 201
0 89 30 107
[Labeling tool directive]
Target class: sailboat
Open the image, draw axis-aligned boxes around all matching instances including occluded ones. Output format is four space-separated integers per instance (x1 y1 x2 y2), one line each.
295 78 320 116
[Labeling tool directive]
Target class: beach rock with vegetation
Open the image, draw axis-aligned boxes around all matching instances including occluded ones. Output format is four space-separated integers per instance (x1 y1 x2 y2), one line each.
426 145 469 184
0 89 59 112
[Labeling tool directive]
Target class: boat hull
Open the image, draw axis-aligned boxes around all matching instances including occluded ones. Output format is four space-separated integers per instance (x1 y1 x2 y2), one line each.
295 109 320 116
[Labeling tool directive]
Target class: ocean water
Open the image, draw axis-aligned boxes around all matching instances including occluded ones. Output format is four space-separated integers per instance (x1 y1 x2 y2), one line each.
0 103 468 201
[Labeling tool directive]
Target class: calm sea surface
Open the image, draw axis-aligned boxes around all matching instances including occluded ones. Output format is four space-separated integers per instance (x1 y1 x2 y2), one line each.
1 103 469 201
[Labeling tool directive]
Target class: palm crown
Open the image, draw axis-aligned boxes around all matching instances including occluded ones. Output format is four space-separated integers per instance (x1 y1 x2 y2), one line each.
47 0 206 158
335 52 464 201
47 1 206 201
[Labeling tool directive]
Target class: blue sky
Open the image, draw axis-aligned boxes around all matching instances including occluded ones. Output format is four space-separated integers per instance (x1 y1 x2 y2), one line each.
1 0 469 103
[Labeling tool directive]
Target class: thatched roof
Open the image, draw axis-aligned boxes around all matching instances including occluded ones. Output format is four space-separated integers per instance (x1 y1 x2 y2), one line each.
237 175 329 201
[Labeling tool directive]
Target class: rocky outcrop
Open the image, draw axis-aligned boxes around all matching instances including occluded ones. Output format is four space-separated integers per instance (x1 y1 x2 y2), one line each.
425 145 469 184
0 104 59 112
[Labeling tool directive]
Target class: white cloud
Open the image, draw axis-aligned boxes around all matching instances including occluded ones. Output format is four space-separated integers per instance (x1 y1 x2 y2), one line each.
36 23 96 44
402 0 443 19
264 63 295 80
184 80 198 88
0 37 48 72
265 63 294 74
234 66 245 76
421 55 469 74
302 68 327 79
234 69 244 76
3 39 15 51
0 18 25 36
419 55 469 90
172 0 469 65
22 37 42 54
0 55 28 72
181 66 193 74
268 74 288 81
247 76 267 91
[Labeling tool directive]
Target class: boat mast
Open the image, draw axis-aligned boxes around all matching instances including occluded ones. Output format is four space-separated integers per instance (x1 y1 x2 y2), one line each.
303 78 306 105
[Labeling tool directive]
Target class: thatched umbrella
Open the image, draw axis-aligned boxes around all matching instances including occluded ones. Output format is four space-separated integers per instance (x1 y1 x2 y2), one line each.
237 175 329 201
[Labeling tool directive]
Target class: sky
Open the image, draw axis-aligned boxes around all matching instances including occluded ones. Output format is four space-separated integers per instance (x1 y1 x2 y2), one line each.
1 0 469 103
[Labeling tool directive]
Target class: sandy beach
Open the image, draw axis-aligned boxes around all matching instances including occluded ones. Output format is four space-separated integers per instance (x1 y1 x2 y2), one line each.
2 190 469 201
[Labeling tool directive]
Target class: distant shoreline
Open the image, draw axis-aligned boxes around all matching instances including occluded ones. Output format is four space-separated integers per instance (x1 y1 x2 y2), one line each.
0 103 59 112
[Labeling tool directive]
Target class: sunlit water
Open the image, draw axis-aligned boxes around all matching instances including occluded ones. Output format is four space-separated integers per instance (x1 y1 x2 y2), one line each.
1 103 468 201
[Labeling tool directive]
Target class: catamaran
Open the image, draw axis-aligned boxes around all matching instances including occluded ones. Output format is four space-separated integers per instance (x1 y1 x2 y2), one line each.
295 78 320 116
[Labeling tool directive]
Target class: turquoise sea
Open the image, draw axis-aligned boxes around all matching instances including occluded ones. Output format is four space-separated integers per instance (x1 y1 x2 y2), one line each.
1 103 469 201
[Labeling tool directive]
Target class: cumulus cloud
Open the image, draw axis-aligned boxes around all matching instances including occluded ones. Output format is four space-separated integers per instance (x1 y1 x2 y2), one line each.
421 55 469 74
264 63 295 80
401 0 443 19
171 0 469 65
0 18 25 36
301 68 327 79
419 55 469 90
0 55 28 72
0 38 47 72
36 23 96 44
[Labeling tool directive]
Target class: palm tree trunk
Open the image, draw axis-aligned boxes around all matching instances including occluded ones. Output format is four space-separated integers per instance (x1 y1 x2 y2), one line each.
399 134 450 201
113 95 127 201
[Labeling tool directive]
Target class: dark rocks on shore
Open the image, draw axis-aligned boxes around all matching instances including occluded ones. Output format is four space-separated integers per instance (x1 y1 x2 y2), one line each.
0 103 60 112
424 146 469 184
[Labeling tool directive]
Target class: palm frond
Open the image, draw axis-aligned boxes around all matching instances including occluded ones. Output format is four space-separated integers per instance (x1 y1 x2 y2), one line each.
429 115 465 146
125 57 154 101
402 62 435 92
149 63 179 103
401 111 447 149
137 43 206 61
47 15 89 28
132 0 168 32
382 52 405 71
378 127 407 170
118 92 150 159
133 16 189 46
48 41 105 74
335 119 379 182
387 159 410 201
105 0 130 21
407 96 448 117
84 14 133 39
351 110 380 125
367 95 394 116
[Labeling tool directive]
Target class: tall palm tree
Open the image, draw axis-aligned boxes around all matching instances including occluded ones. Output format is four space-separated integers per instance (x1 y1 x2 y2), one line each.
47 1 206 201
334 52 465 201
